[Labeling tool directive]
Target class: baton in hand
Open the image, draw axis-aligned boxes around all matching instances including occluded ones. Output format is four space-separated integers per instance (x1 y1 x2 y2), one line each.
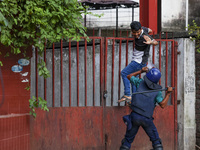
117 87 175 103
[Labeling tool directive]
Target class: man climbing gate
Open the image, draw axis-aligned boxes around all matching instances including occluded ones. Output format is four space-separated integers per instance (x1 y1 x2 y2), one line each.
119 21 158 103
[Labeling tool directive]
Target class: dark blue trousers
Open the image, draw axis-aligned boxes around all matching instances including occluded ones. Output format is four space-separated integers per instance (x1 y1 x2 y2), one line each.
122 112 161 149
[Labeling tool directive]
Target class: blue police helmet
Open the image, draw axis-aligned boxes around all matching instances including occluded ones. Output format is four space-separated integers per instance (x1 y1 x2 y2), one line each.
146 68 161 84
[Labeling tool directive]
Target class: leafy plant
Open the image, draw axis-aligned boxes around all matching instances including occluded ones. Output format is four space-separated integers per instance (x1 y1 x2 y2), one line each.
29 96 49 118
188 20 200 53
0 0 101 117
38 59 50 79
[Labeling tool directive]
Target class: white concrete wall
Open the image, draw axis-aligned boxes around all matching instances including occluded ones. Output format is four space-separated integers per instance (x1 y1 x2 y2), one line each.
177 38 196 150
162 0 186 31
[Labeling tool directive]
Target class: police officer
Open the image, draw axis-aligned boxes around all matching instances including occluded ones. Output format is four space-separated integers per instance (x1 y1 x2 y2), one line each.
120 67 173 150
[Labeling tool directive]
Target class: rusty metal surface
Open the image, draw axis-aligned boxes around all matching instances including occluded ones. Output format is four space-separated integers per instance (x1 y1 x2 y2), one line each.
30 107 104 150
30 107 175 149
30 37 177 150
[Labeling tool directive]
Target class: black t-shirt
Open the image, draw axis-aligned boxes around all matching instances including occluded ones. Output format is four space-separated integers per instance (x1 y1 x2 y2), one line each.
134 27 154 64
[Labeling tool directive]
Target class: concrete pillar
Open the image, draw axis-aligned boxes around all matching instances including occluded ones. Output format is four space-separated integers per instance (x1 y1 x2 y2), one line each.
177 38 196 150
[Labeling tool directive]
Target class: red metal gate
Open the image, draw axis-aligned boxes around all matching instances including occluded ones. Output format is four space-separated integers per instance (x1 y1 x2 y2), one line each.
30 36 177 150
103 37 178 150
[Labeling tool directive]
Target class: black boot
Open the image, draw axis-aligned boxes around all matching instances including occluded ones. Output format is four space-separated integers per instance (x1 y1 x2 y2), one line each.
119 145 130 150
153 144 163 150
121 138 126 145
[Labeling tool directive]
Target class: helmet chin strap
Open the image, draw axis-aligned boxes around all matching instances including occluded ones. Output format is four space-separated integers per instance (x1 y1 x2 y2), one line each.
0 66 5 107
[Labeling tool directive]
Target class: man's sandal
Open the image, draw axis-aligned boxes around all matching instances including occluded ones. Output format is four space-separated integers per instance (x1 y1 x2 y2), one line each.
118 95 131 103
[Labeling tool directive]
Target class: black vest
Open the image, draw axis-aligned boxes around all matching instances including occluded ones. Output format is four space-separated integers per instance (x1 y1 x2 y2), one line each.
135 32 151 64
130 80 159 118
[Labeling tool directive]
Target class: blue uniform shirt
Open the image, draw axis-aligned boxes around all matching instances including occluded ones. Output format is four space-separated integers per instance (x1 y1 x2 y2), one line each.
130 76 163 104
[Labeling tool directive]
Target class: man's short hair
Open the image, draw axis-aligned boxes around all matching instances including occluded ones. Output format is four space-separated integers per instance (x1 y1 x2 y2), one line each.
130 21 141 31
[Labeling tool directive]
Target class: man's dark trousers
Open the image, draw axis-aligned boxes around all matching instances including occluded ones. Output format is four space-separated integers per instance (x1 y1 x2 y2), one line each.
122 112 161 149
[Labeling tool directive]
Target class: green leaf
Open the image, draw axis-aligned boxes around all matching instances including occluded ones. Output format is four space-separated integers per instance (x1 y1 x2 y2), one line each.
188 20 200 53
33 112 37 118
25 85 30 91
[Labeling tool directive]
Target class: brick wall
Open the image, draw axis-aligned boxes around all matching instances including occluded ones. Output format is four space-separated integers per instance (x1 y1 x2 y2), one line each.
0 44 31 150
196 48 200 147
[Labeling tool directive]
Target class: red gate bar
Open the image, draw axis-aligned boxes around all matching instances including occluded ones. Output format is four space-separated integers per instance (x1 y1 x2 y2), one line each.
159 32 162 84
36 48 38 98
111 39 115 106
104 38 108 105
100 37 103 106
105 37 134 106
152 44 155 64
44 42 47 100
100 37 105 145
85 39 87 106
82 37 104 106
165 36 168 88
69 39 72 107
125 39 130 106
174 41 178 150
159 41 161 85
155 39 175 96
60 39 63 107
52 43 55 107
155 39 175 105
126 39 129 66
92 39 95 106
118 39 122 106
171 41 175 105
77 41 80 106
36 37 176 109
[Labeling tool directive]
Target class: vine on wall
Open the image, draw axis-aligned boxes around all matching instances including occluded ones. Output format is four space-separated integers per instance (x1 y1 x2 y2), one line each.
188 20 200 53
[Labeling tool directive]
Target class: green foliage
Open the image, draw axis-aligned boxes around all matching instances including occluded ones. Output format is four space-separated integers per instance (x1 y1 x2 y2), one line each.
188 20 200 53
38 59 50 79
29 96 49 118
0 0 96 53
25 84 30 91
0 0 101 117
